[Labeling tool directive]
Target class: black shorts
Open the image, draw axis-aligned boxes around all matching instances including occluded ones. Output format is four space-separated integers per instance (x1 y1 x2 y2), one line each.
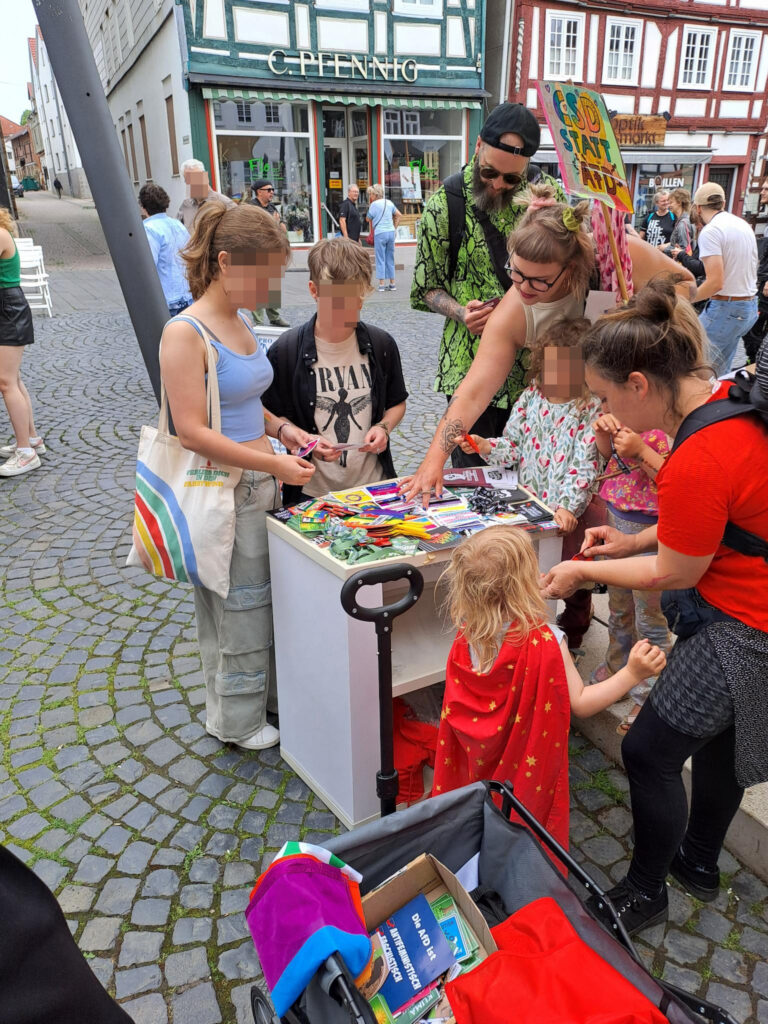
0 287 34 347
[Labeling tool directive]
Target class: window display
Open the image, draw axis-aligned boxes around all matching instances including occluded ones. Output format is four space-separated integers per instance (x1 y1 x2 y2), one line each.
382 107 464 239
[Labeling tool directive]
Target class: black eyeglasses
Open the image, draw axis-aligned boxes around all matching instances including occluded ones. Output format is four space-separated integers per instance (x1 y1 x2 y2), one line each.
259 187 275 193
478 164 527 188
504 261 568 292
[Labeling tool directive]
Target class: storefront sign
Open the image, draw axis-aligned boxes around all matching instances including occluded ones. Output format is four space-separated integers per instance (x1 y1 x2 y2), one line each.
268 49 418 83
611 115 667 148
537 81 633 213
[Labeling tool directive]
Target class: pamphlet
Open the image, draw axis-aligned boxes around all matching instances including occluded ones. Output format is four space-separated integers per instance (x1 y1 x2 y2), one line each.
442 467 519 489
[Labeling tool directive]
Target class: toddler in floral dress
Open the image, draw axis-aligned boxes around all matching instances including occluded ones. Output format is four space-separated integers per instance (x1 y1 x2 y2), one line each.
459 317 601 649
590 415 673 733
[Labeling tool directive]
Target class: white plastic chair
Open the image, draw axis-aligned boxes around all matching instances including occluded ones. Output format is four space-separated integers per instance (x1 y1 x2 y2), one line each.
15 237 35 250
19 248 53 317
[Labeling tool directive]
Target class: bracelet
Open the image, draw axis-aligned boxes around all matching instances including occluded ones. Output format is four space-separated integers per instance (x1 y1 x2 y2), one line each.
375 421 390 437
276 422 289 443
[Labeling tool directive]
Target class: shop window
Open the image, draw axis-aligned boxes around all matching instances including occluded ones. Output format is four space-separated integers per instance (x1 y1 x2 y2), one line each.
216 120 315 243
725 31 759 91
633 164 697 229
236 101 253 124
264 103 280 125
323 109 346 139
546 12 585 81
382 106 463 239
394 0 443 17
679 27 716 89
603 19 640 85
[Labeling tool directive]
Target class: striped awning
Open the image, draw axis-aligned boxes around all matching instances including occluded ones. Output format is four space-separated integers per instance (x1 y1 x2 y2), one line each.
202 86 480 110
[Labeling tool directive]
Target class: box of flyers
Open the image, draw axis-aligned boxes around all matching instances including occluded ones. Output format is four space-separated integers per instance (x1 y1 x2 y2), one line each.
358 854 497 1023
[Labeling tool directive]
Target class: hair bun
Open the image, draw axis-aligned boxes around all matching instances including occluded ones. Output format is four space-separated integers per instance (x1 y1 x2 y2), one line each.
631 275 677 323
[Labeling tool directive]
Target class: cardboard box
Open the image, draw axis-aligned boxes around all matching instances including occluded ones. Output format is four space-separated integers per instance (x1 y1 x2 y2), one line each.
362 853 497 964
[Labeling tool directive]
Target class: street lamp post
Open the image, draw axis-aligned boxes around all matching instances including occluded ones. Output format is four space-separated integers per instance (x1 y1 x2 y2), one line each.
33 0 169 401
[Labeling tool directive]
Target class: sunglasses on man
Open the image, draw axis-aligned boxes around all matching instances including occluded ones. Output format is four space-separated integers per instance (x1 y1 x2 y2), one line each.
478 165 527 189
258 186 275 193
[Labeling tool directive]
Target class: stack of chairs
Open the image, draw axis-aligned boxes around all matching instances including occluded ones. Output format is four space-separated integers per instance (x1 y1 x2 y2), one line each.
16 237 53 317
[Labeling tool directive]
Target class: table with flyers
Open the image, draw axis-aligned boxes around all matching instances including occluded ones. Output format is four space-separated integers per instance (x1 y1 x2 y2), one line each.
265 476 563 829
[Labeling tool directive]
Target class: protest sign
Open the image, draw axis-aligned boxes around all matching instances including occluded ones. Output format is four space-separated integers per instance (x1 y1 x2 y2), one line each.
536 82 633 215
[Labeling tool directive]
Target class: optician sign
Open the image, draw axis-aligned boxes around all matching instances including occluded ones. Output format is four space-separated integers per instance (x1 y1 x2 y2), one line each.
267 49 419 83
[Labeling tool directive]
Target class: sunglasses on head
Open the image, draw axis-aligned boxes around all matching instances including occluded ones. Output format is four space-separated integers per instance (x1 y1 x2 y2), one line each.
504 261 568 292
478 165 527 188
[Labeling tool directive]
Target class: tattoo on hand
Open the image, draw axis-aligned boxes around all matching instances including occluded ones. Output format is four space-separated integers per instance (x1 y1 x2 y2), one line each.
425 289 465 323
440 417 466 454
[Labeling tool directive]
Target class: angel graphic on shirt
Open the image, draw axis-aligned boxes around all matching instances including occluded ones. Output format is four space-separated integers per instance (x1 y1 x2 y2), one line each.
316 388 372 466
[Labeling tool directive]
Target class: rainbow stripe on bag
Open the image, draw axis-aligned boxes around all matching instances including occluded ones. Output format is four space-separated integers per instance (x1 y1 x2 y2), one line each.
133 461 203 586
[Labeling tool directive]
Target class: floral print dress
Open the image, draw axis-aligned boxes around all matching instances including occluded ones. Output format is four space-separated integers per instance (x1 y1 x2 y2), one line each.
485 384 601 516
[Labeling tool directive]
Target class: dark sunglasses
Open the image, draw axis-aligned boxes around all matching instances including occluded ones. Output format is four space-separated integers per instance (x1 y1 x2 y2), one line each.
478 164 527 188
259 186 275 193
504 261 568 292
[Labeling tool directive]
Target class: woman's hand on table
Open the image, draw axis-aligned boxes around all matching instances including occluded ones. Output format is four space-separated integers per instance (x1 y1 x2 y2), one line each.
539 560 587 600
400 454 446 507
274 453 315 487
359 424 389 455
580 525 637 559
554 507 578 534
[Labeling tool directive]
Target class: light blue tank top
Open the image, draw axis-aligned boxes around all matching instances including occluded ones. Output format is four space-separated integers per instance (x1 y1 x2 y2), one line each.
174 313 274 443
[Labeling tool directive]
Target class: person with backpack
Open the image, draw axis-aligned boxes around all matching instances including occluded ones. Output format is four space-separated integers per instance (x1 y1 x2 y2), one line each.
541 276 768 936
410 103 565 467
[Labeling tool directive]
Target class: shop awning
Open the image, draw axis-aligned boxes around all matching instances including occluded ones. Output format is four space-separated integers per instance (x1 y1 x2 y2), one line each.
535 147 712 166
202 86 481 110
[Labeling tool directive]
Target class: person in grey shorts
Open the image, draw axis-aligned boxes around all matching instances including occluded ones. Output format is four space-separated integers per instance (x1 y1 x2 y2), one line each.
159 200 320 749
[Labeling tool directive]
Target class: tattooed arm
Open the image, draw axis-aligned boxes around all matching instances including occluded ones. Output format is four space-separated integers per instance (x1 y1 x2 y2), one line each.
424 289 465 322
401 290 529 505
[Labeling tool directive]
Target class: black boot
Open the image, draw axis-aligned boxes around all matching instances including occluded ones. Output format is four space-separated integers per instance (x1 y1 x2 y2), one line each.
587 877 668 936
669 846 720 903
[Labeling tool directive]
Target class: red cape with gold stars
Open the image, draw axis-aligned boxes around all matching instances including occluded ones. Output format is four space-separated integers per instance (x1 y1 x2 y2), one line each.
432 623 571 853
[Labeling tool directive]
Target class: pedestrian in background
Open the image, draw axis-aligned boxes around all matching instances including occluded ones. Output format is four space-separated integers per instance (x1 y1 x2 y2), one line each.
161 201 315 750
138 183 192 318
743 180 768 363
53 178 63 199
692 181 758 376
251 179 290 328
0 209 44 476
338 184 362 243
177 158 233 230
664 189 695 256
641 190 675 246
366 183 400 292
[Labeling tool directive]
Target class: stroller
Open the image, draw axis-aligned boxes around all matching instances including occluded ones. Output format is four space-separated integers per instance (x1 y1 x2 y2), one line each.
250 566 739 1024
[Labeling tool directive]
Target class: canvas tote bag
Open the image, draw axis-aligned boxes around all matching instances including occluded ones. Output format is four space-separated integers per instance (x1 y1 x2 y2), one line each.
126 316 242 598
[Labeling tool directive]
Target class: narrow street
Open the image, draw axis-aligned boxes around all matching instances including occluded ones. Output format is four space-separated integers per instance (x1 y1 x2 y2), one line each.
0 193 765 1024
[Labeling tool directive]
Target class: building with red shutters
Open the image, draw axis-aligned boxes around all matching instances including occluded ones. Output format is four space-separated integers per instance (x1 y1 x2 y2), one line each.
486 0 768 225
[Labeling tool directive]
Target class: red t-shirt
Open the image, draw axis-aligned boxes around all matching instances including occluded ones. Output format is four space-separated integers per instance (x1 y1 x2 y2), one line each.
656 380 768 631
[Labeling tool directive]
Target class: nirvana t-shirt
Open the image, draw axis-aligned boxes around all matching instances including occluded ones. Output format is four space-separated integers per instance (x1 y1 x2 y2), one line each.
306 332 384 497
338 198 361 242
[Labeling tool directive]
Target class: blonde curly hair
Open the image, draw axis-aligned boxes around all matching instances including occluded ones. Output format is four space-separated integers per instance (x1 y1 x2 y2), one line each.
441 526 549 674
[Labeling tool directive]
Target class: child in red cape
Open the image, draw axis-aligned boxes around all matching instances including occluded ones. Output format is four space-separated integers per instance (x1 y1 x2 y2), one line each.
432 526 666 850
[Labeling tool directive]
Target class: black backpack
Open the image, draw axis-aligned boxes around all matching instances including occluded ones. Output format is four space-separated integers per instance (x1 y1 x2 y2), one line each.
670 348 768 561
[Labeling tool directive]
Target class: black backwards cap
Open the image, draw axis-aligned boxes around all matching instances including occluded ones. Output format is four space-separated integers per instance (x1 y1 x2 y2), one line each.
480 103 540 157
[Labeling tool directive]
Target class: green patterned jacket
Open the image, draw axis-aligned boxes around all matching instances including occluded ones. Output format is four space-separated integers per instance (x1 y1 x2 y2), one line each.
410 157 566 410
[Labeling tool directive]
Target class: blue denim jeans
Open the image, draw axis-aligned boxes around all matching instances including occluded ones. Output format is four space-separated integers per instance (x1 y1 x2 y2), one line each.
699 297 758 377
374 229 396 281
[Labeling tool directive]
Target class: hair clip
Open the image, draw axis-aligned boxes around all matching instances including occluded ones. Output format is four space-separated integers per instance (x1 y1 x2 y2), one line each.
562 207 581 233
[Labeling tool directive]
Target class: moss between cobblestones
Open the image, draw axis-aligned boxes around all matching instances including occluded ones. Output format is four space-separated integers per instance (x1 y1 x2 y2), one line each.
572 766 627 806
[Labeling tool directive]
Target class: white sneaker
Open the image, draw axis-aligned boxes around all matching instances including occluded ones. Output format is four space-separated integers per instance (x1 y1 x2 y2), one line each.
0 438 46 457
0 449 41 476
236 724 280 750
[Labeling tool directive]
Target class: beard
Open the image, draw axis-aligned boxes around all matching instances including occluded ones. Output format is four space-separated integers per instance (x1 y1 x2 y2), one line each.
471 159 523 214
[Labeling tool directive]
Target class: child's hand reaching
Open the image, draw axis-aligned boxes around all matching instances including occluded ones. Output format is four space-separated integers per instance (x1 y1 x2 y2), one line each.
554 507 578 533
627 639 667 681
613 426 644 460
457 434 491 456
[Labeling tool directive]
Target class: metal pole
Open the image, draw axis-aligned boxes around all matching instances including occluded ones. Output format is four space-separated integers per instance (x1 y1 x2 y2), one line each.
33 0 169 402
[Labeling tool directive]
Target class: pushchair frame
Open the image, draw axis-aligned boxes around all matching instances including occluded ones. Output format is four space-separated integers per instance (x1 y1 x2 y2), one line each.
250 780 739 1024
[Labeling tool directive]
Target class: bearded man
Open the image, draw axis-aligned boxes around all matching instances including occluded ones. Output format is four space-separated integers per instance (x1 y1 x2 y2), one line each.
410 103 565 466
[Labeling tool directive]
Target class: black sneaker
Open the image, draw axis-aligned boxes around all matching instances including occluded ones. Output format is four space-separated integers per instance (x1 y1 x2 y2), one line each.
587 877 668 936
669 847 720 903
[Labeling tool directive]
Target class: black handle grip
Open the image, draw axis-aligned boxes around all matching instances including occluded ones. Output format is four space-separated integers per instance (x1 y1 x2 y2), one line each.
340 564 424 626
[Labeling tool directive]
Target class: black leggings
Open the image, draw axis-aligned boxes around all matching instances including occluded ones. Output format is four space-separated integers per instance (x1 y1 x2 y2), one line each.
622 701 744 894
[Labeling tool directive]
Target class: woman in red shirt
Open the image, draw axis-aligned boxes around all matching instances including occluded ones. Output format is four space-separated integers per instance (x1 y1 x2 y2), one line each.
542 277 768 936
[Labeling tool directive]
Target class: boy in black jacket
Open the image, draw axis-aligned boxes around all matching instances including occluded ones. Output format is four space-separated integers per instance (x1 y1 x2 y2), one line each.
264 238 408 506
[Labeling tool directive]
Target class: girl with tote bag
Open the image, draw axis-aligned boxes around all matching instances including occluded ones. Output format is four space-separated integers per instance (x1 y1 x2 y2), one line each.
159 202 325 750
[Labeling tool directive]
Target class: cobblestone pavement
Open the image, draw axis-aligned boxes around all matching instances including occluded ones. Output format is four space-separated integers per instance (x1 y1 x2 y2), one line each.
1 222 767 1021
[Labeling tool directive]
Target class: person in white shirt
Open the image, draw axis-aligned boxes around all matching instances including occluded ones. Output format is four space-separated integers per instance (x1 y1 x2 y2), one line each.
693 181 758 376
